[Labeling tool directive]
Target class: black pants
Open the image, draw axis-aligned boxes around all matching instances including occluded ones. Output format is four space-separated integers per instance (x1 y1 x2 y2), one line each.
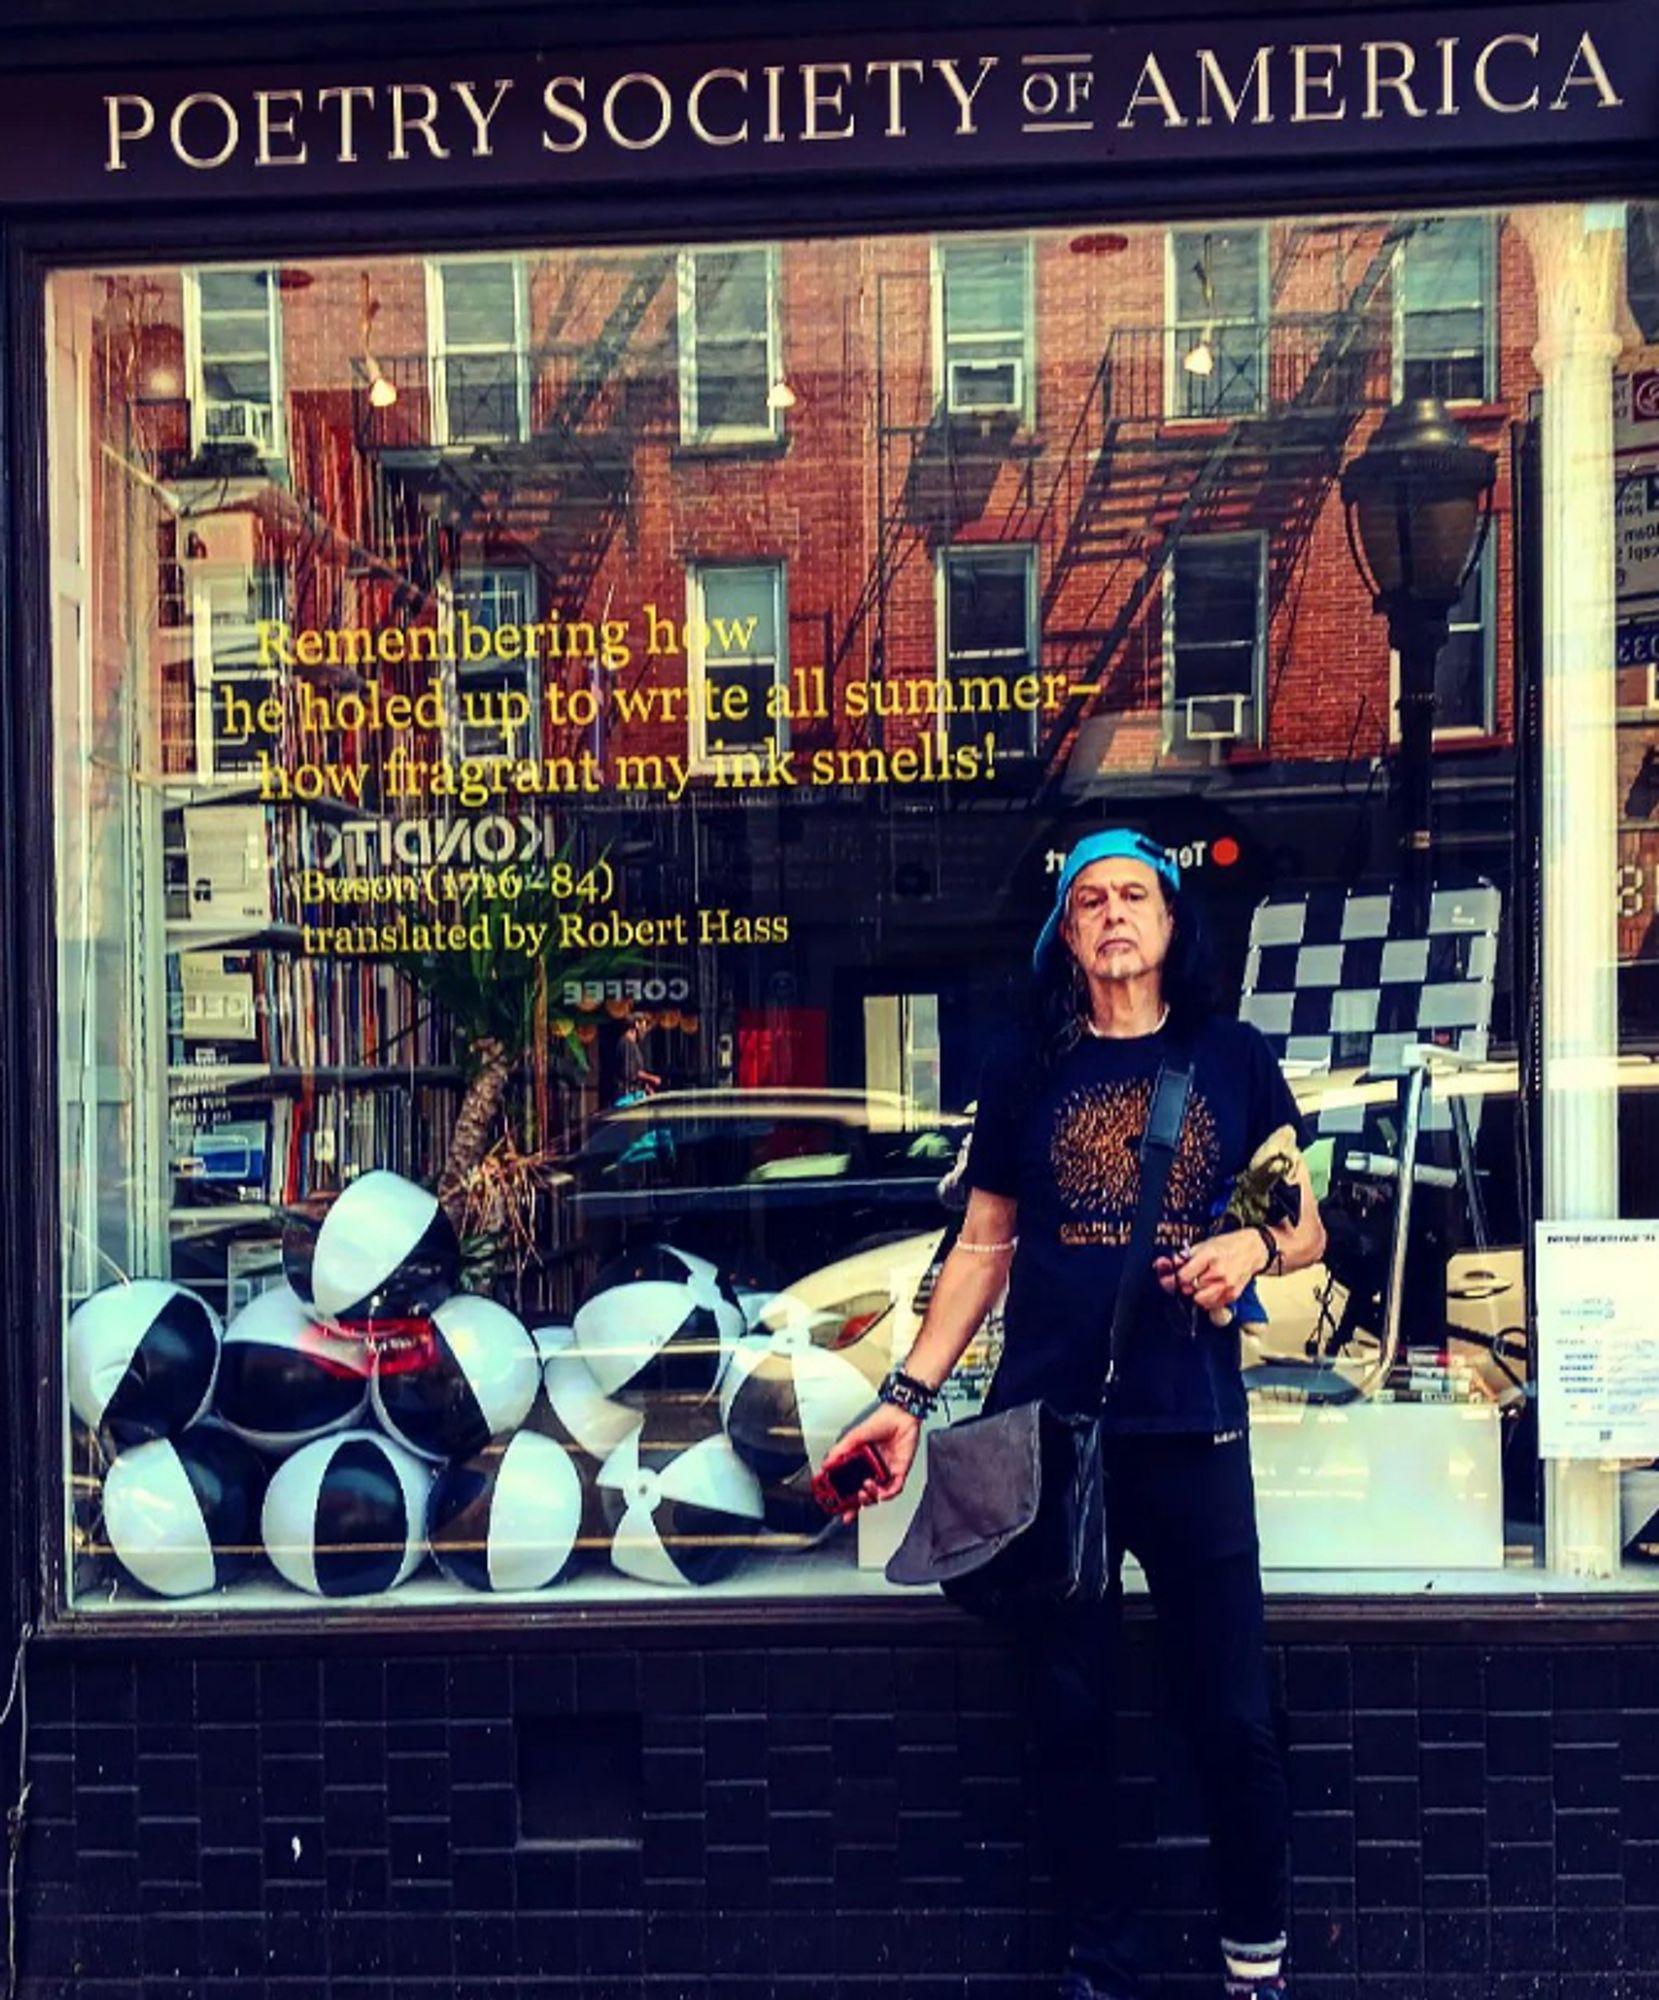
1029 1430 1289 1995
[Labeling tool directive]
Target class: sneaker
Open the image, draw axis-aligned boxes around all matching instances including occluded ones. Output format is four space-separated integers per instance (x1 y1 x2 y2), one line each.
1222 1979 1286 1999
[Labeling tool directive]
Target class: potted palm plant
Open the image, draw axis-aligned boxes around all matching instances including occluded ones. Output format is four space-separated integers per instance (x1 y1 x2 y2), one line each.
395 865 644 1287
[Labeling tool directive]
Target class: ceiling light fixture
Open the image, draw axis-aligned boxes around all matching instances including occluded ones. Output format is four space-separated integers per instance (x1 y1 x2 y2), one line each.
359 270 398 410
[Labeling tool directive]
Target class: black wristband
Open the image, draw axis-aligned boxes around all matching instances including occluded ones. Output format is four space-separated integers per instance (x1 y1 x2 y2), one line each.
879 1369 938 1420
1252 1223 1280 1277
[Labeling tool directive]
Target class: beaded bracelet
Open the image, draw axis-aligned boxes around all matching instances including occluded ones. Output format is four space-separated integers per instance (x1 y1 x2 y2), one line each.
954 1236 1018 1256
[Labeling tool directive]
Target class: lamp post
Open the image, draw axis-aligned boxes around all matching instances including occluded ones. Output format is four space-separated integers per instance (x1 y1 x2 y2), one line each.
1340 398 1497 922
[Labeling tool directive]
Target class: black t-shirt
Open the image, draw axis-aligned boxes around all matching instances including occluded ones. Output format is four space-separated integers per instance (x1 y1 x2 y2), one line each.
964 1014 1305 1434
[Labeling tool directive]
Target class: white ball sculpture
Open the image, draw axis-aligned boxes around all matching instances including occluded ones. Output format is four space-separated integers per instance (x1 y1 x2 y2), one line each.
371 1292 541 1462
261 1429 432 1597
282 1170 459 1325
101 1425 266 1597
68 1279 221 1449
213 1284 370 1453
719 1331 883 1539
427 1431 584 1591
572 1244 745 1408
597 1425 764 1588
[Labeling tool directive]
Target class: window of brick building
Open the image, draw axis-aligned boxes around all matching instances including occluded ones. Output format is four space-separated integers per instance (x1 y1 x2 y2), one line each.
1388 541 1496 740
1396 215 1497 404
1166 534 1266 750
449 568 540 762
431 258 528 445
1169 227 1267 419
688 562 787 762
679 247 781 445
936 237 1034 422
186 267 282 457
940 547 1038 756
1435 541 1496 736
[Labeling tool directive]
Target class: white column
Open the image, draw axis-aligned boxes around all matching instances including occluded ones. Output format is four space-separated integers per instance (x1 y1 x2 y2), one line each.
1515 205 1625 1576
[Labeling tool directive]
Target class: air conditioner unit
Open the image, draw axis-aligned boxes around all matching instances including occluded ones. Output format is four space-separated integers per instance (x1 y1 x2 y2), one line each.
1184 692 1249 742
202 399 274 452
947 356 1025 417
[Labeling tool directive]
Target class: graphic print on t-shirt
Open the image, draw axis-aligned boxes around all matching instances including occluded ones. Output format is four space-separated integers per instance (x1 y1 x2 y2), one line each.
1049 1077 1220 1247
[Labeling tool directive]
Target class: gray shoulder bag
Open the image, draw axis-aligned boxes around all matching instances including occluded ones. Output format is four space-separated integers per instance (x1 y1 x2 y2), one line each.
885 1054 1194 1617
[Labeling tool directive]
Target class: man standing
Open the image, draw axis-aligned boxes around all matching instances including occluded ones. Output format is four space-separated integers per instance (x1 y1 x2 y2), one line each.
827 828 1326 2000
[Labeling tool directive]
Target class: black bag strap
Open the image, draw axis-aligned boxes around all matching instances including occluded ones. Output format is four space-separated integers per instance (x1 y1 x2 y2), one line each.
1104 1054 1194 1392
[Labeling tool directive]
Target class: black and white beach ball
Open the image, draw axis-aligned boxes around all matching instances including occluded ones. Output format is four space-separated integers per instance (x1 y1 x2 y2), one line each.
719 1332 882 1538
261 1429 432 1597
427 1431 584 1591
214 1284 370 1453
101 1425 266 1597
573 1244 745 1407
537 1323 644 1460
371 1292 541 1462
597 1426 765 1587
532 1322 642 1561
724 1257 786 1331
1623 1467 1659 1559
68 1280 221 1450
283 1170 459 1325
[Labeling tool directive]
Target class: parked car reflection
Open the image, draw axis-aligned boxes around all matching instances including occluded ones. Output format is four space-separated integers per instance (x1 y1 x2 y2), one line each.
563 1087 969 1283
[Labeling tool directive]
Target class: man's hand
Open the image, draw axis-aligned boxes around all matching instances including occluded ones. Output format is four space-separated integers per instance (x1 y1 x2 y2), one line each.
819 1405 923 1522
1155 1229 1271 1316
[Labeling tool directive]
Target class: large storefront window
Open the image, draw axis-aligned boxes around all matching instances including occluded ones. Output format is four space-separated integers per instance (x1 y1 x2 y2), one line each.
45 204 1655 1613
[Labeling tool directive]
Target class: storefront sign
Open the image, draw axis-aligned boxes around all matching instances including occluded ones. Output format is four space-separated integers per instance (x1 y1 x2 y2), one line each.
1537 1221 1659 1456
1615 468 1659 606
0 8 1652 207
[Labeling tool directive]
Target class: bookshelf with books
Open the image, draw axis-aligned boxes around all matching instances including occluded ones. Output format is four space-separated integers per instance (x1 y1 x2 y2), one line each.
156 789 466 1308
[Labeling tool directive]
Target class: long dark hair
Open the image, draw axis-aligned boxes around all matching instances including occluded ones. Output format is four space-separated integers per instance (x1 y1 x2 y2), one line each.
1034 876 1217 1066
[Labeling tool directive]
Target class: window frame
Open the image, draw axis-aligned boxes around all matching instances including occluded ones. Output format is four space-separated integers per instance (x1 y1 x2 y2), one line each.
1164 224 1269 422
427 255 531 449
1388 537 1498 742
935 543 1040 758
441 564 541 763
932 234 1036 426
183 265 284 460
1162 530 1268 752
677 244 783 448
686 559 789 769
1392 213 1499 408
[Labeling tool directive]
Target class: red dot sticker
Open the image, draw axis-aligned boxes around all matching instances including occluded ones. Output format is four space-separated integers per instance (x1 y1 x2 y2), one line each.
1212 837 1240 867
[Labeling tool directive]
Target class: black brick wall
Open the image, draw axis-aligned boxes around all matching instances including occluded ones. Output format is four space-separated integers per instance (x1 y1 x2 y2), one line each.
14 1618 1659 2000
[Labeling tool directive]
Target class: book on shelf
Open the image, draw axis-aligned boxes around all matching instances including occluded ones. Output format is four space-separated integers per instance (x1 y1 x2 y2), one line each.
166 1087 457 1211
226 1236 285 1313
267 1088 459 1204
168 951 262 1065
170 1106 270 1200
182 804 273 924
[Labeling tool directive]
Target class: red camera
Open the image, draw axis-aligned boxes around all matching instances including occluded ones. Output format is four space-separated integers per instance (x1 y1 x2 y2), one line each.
810 1443 889 1516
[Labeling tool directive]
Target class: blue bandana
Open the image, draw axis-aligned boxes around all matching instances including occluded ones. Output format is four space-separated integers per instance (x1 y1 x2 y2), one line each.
1032 829 1181 974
